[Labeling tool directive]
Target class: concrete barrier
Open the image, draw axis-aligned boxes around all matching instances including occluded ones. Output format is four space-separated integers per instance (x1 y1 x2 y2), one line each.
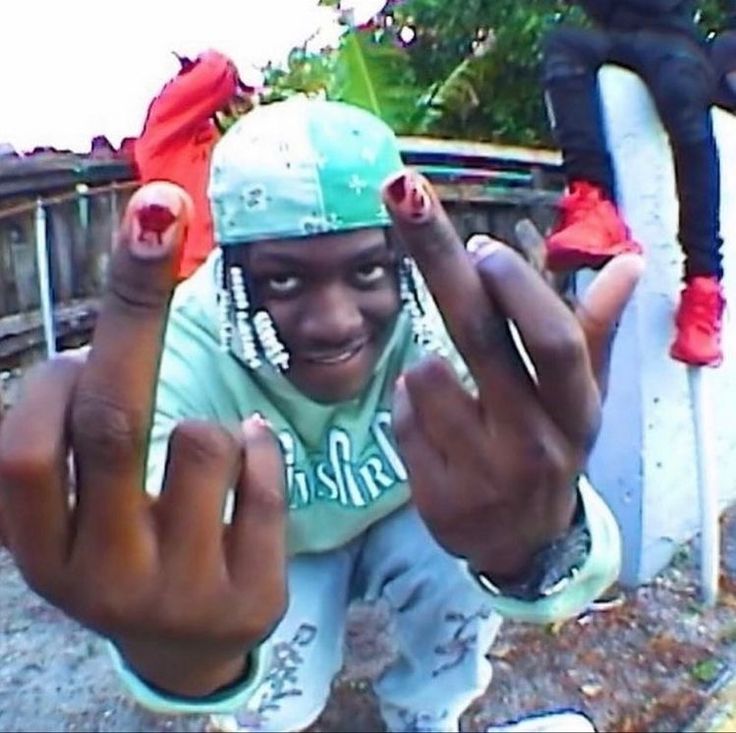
581 66 736 585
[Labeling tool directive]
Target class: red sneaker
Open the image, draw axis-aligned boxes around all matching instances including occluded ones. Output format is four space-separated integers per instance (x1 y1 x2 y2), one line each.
670 276 725 367
546 181 642 272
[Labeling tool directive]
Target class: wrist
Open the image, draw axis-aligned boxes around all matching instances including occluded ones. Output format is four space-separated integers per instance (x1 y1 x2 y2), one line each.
475 494 590 602
475 482 579 582
118 639 249 699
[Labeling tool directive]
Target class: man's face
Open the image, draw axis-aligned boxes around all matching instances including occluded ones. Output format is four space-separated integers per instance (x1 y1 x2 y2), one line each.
244 227 402 403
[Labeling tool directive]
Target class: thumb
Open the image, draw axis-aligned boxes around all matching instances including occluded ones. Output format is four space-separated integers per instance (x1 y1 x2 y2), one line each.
576 253 645 397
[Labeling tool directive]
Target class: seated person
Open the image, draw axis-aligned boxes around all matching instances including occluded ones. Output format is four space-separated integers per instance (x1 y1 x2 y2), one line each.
541 0 733 367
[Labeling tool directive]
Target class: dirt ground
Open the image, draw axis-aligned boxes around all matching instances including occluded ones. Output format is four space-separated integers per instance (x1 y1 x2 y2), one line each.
4 510 736 733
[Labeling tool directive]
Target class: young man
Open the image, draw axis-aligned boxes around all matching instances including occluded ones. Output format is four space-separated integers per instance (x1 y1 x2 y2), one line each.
134 49 259 280
541 0 733 367
0 100 643 733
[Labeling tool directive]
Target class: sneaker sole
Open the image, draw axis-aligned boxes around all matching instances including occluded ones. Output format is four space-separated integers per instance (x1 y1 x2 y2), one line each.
669 344 723 368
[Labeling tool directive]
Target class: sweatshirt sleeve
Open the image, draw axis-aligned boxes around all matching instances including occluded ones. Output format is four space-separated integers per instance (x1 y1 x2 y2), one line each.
135 50 239 166
475 475 621 624
107 640 273 714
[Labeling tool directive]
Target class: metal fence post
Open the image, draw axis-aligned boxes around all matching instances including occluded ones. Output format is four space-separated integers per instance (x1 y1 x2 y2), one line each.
34 197 56 358
111 184 119 251
77 182 90 231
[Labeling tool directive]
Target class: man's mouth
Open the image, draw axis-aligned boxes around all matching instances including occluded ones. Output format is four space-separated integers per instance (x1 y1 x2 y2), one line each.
303 338 369 365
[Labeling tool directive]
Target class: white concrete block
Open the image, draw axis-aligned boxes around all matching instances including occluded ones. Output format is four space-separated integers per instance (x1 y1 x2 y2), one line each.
580 66 736 584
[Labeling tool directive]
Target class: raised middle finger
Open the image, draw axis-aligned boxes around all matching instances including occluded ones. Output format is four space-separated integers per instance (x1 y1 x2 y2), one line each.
471 236 600 449
382 169 535 416
71 183 191 536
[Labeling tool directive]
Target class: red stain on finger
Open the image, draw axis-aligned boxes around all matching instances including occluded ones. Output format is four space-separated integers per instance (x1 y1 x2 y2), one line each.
382 171 433 223
406 180 431 220
137 204 176 245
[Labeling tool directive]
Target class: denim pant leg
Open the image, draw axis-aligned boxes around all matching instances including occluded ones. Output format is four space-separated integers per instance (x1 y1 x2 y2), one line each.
212 542 359 732
355 505 502 733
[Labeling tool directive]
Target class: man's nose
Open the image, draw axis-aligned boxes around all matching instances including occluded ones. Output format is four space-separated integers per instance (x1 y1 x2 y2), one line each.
299 283 364 344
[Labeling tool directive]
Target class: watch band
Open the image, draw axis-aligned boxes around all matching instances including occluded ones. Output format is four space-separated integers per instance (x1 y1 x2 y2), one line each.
475 490 591 602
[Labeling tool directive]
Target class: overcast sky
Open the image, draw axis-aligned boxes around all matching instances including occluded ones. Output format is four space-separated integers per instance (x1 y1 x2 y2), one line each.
0 0 385 153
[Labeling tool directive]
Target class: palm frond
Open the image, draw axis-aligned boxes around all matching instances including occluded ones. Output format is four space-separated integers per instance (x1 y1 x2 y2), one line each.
328 28 422 132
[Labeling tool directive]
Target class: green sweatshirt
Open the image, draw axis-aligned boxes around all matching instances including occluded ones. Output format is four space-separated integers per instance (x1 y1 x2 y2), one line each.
110 250 622 713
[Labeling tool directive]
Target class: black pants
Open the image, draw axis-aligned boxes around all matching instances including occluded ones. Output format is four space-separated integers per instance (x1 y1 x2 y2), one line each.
543 26 723 279
711 31 736 112
715 80 736 111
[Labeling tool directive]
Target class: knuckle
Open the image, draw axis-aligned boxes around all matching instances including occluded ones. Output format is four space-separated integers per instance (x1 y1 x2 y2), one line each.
246 587 287 638
536 324 587 369
15 560 68 607
155 592 203 633
0 442 57 489
76 579 143 632
577 398 602 454
249 481 286 519
71 396 145 465
520 432 569 484
246 425 281 461
169 421 237 469
107 258 171 312
472 316 510 355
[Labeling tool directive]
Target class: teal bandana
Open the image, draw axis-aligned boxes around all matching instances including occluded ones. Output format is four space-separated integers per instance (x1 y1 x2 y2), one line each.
208 98 405 246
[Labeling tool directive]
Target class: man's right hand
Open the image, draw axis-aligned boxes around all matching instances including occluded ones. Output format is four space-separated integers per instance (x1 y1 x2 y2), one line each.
0 183 287 698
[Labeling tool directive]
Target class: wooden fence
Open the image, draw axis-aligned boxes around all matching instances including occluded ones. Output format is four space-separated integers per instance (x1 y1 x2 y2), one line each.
0 139 564 395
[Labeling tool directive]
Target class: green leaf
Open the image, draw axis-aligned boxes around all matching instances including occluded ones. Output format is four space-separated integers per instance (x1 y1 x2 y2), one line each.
328 28 421 131
415 54 484 134
691 658 722 684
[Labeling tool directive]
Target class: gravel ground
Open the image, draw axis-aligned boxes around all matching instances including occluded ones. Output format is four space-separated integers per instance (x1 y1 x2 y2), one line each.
4 511 736 733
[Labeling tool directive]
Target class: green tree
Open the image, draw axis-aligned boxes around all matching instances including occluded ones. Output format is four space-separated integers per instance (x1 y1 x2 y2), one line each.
264 0 729 146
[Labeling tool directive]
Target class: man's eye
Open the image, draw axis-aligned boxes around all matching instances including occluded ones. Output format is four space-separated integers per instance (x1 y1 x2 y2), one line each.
354 264 387 285
267 275 301 294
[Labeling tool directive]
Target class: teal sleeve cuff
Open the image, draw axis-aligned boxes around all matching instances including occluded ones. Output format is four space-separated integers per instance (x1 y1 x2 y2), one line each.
107 640 272 715
475 475 621 624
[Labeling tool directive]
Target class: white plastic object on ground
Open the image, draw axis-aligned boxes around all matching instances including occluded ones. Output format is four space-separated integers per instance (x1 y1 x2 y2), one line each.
486 709 596 732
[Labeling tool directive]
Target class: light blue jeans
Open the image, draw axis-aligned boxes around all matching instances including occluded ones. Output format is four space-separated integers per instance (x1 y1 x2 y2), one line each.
212 505 502 732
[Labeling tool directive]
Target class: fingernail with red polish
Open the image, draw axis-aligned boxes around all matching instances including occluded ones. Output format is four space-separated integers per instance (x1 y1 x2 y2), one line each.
127 189 185 259
383 171 433 223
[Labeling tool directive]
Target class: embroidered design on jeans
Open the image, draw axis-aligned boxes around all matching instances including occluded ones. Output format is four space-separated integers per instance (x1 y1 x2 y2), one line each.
386 704 451 733
432 607 492 677
244 622 318 726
